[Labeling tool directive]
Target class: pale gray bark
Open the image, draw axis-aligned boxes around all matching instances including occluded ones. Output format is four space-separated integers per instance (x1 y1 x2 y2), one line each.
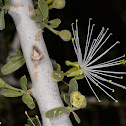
8 0 73 126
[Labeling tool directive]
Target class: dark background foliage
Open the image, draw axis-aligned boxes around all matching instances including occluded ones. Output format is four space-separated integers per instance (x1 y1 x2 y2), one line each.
0 0 126 126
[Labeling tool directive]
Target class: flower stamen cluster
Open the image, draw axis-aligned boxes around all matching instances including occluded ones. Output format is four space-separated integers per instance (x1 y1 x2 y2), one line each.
71 18 126 102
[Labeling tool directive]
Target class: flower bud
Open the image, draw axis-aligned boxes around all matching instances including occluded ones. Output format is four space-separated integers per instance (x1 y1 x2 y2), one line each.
70 91 87 109
59 30 71 42
53 0 66 9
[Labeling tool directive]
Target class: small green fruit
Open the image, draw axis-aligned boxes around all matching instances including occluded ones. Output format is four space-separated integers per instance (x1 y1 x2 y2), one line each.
59 30 71 42
53 0 66 9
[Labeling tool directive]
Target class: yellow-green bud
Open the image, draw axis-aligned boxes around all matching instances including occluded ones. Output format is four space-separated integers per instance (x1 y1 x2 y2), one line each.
53 0 66 9
59 30 71 42
70 91 87 109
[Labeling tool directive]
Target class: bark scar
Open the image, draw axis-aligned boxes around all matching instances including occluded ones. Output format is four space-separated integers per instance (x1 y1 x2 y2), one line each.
29 6 35 15
14 3 24 7
31 45 44 68
35 30 42 41
33 72 38 82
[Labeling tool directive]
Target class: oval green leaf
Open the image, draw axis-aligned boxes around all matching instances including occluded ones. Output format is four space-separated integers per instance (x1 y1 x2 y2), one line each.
38 0 48 18
31 15 43 22
1 57 25 75
0 0 3 7
68 78 78 95
22 94 35 109
7 55 23 61
49 18 61 25
1 89 23 97
72 111 81 124
35 8 42 16
0 78 5 87
38 22 45 29
48 24 59 28
45 107 70 118
64 94 71 106
20 75 27 91
16 50 23 56
0 10 5 30
51 60 61 71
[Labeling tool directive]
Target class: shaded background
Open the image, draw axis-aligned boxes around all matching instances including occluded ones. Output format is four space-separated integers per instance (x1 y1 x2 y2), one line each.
0 0 126 126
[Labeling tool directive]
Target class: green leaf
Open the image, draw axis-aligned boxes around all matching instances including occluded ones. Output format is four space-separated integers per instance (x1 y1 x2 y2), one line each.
52 70 64 82
2 2 12 10
38 0 48 18
1 57 25 75
4 0 10 4
51 60 61 71
0 0 3 7
38 22 45 29
20 75 27 91
48 24 59 28
16 50 23 56
27 117 40 126
45 107 70 118
35 8 42 16
7 55 23 61
0 10 5 30
1 89 23 97
0 78 5 87
43 18 48 24
25 124 30 126
72 111 81 124
49 18 61 25
22 94 35 109
68 78 78 95
31 15 43 22
64 94 71 106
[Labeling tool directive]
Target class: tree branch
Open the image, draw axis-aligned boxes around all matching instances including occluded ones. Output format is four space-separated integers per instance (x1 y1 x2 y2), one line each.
8 0 73 126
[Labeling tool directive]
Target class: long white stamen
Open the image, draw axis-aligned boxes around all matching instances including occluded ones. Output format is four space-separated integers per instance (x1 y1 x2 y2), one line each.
84 18 92 61
25 111 35 126
85 33 112 65
88 69 123 79
89 72 124 88
85 72 117 101
84 23 95 63
91 55 124 67
88 60 122 69
85 27 105 62
72 23 82 65
87 41 120 67
86 71 115 91
84 73 100 101
36 115 42 126
85 28 108 63
89 69 125 75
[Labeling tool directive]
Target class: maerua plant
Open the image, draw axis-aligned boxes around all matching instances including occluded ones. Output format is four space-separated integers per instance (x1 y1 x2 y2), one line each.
0 0 126 126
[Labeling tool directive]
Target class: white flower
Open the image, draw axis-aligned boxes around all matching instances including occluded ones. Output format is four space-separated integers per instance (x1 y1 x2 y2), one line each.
71 18 126 103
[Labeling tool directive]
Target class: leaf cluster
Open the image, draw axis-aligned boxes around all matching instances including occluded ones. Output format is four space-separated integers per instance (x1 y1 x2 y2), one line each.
0 75 35 110
0 0 12 30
